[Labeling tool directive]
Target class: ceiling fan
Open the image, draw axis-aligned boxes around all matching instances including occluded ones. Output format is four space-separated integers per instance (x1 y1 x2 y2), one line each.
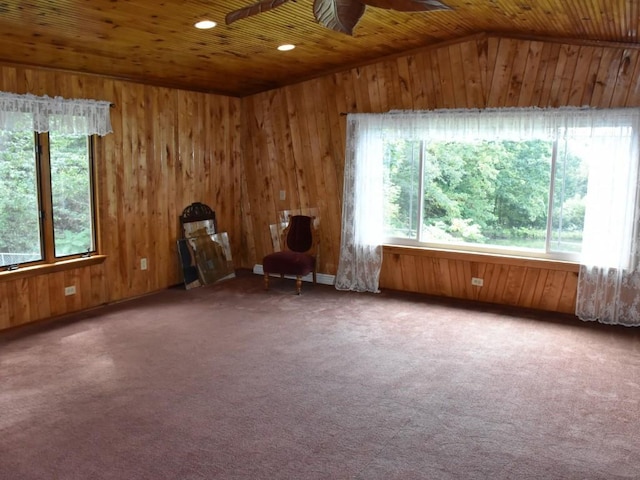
225 0 453 36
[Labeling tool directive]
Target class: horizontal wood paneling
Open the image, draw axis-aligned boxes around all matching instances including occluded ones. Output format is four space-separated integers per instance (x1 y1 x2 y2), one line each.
0 65 247 330
242 34 640 314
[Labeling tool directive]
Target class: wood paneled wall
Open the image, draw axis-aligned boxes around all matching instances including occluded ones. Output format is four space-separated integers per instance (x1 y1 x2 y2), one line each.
381 246 579 314
241 33 640 313
0 67 248 330
3 33 640 330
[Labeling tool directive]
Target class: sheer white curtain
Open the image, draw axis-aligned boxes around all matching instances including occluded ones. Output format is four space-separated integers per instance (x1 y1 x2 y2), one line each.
0 91 112 136
335 115 385 292
576 119 640 326
335 108 640 325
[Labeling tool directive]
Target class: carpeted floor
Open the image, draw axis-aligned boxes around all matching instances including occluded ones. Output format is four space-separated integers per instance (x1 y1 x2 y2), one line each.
1 271 640 479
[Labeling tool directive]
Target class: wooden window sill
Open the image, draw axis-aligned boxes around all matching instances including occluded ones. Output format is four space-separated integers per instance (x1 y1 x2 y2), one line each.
0 255 107 283
383 244 579 273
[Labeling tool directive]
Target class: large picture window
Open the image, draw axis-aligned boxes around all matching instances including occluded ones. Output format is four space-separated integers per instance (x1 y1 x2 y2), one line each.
336 108 640 325
0 128 96 268
382 134 600 260
336 108 640 300
366 110 637 263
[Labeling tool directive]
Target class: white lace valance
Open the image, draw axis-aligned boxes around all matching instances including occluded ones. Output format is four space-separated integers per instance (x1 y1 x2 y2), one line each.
356 107 640 141
0 91 113 136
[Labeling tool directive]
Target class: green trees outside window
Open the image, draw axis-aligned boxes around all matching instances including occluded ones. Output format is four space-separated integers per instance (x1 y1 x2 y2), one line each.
383 137 589 258
49 133 95 258
0 129 41 266
0 129 95 268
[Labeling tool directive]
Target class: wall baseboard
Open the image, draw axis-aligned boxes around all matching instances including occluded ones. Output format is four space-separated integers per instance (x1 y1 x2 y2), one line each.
252 264 336 286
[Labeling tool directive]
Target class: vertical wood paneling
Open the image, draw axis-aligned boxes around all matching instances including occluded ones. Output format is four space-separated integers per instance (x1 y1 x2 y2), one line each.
268 91 295 219
409 54 431 109
503 41 530 107
611 49 640 107
624 50 640 105
318 78 343 274
579 47 605 106
243 96 276 262
539 43 564 107
0 282 9 330
566 46 595 106
0 65 244 331
64 269 82 312
448 44 468 108
297 82 321 210
429 49 447 108
4 34 640 330
136 86 151 288
396 56 415 109
379 247 580 314
241 34 640 316
590 48 622 107
351 68 372 113
33 275 51 321
459 41 485 108
516 41 541 106
548 43 580 107
46 272 66 319
518 269 541 308
228 99 248 266
365 64 384 112
89 263 107 307
487 38 519 106
158 87 180 285
12 279 30 327
144 87 159 288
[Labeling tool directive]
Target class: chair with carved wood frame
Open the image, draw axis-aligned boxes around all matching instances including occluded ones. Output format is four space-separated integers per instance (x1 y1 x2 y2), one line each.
263 215 318 294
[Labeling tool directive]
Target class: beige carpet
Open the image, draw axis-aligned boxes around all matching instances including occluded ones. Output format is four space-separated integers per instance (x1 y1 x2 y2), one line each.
1 270 639 479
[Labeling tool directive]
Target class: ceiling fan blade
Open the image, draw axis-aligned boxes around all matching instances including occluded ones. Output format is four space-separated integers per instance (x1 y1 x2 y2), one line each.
359 0 452 12
226 0 293 25
313 0 366 36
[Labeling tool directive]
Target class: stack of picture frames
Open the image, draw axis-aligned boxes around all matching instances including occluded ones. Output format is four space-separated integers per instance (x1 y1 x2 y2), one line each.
177 202 235 290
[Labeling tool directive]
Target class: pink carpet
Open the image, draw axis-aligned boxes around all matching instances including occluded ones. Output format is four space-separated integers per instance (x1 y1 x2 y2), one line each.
1 270 639 479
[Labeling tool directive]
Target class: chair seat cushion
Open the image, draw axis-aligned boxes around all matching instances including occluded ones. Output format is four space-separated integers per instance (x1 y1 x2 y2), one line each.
263 251 315 276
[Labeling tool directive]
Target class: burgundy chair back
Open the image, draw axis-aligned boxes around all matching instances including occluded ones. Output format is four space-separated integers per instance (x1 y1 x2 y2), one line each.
286 215 313 252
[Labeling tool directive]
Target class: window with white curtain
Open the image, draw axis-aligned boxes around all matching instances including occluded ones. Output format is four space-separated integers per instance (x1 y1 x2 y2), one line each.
336 108 640 325
0 117 96 268
0 92 112 270
382 124 634 262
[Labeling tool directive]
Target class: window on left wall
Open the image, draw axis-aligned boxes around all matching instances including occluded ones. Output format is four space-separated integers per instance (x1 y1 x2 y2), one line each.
0 125 96 269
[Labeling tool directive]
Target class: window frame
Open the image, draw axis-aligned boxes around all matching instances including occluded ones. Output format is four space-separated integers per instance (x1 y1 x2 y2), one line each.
382 136 584 263
1 130 98 271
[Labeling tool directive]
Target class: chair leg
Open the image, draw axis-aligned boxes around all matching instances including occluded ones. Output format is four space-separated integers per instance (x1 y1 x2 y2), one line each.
312 269 317 284
295 276 302 295
263 272 269 290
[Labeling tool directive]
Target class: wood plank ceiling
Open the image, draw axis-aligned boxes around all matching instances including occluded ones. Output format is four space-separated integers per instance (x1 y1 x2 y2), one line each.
0 0 638 97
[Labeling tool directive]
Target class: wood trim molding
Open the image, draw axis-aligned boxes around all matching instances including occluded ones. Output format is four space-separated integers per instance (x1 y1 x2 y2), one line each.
383 245 580 273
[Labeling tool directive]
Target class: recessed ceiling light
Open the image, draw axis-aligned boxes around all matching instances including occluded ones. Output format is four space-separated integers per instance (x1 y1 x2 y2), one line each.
195 20 217 29
277 44 295 51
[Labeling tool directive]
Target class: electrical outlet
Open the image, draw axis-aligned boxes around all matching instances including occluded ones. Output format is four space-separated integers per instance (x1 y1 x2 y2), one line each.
141 258 148 270
64 285 76 296
279 190 286 201
471 277 484 287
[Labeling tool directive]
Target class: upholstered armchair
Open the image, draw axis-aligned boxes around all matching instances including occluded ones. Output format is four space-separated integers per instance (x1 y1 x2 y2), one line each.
263 215 318 294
